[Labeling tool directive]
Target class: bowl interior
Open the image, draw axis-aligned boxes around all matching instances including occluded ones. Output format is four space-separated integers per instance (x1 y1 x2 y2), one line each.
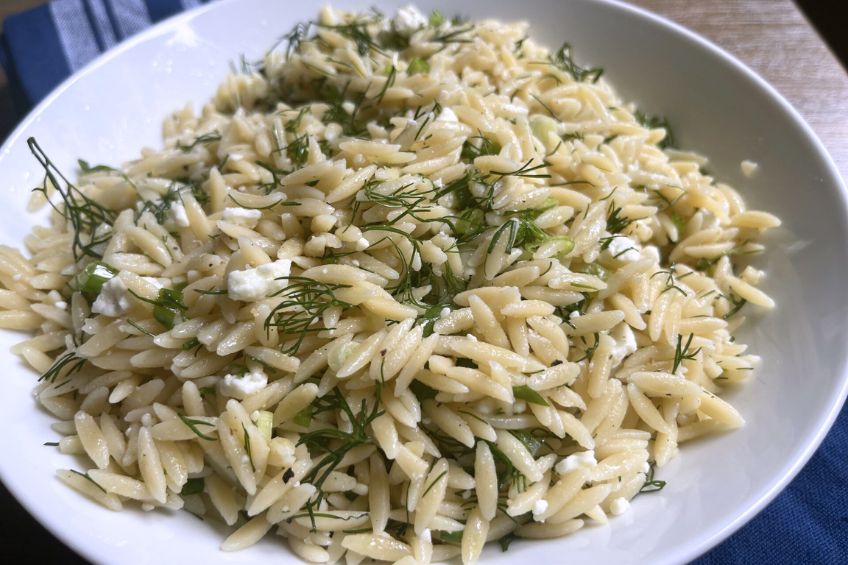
0 1 846 564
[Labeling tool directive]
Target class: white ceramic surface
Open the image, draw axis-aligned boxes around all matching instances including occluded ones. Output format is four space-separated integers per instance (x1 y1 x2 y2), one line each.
1 1 846 564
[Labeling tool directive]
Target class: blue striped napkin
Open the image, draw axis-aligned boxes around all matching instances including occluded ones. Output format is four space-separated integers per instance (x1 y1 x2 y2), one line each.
0 0 209 112
0 1 846 563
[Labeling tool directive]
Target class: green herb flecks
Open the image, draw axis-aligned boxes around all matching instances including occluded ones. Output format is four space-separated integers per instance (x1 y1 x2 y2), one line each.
635 110 675 149
39 352 85 384
512 385 549 406
128 287 187 329
297 383 384 528
176 131 222 152
264 276 353 355
29 138 117 259
547 42 603 83
672 333 701 374
76 261 118 301
638 463 667 494
178 414 216 441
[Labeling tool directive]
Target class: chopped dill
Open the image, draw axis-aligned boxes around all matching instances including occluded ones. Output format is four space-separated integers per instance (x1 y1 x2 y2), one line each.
178 414 216 441
297 383 384 528
29 138 116 259
638 463 667 494
672 333 701 373
176 131 222 152
548 42 603 83
264 276 353 354
39 351 85 384
634 110 675 149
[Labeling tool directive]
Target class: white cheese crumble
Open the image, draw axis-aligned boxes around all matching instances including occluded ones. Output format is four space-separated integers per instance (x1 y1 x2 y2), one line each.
741 160 759 177
395 5 428 32
606 235 641 262
91 276 132 317
532 499 549 521
170 201 190 228
222 207 262 228
555 450 597 474
227 259 292 302
609 323 637 367
220 368 268 399
437 107 459 123
610 497 630 516
642 244 661 264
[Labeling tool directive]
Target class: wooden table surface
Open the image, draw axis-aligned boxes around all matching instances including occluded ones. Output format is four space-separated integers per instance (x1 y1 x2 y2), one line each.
0 0 847 562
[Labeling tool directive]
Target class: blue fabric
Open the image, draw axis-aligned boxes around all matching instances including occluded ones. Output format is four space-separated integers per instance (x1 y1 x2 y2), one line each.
1 1 847 562
0 0 208 113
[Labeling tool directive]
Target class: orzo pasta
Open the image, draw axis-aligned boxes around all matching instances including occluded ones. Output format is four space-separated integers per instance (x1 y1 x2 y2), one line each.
2 5 779 563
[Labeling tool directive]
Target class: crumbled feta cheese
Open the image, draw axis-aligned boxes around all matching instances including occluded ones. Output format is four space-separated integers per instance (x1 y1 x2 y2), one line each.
606 235 640 262
227 259 292 302
642 244 661 263
609 323 637 367
395 5 428 32
91 276 132 317
610 497 630 516
555 450 597 474
220 368 268 399
741 160 759 177
532 499 549 520
222 207 262 228
170 201 190 227
437 107 459 123
356 237 370 251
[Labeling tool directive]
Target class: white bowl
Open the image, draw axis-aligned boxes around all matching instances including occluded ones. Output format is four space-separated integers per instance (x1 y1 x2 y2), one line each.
1 0 846 563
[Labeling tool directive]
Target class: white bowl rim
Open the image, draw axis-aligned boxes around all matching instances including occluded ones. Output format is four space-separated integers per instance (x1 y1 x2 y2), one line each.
0 1 846 564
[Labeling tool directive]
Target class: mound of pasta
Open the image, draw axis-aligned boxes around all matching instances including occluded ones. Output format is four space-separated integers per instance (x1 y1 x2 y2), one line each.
2 5 780 564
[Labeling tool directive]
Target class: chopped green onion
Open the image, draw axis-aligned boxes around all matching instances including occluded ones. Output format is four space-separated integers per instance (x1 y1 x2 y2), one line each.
77 261 118 301
513 385 549 406
408 57 430 75
293 407 312 427
256 410 274 442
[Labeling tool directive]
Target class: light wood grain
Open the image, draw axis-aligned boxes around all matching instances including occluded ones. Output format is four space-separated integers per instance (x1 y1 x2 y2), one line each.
631 0 848 179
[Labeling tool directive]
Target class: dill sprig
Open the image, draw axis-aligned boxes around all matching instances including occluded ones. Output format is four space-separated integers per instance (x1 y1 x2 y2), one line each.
29 138 117 259
176 131 222 152
264 276 353 354
635 110 676 149
650 266 690 296
297 383 384 528
721 292 748 320
489 158 551 180
39 351 85 383
672 333 701 373
547 42 603 83
638 463 667 494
